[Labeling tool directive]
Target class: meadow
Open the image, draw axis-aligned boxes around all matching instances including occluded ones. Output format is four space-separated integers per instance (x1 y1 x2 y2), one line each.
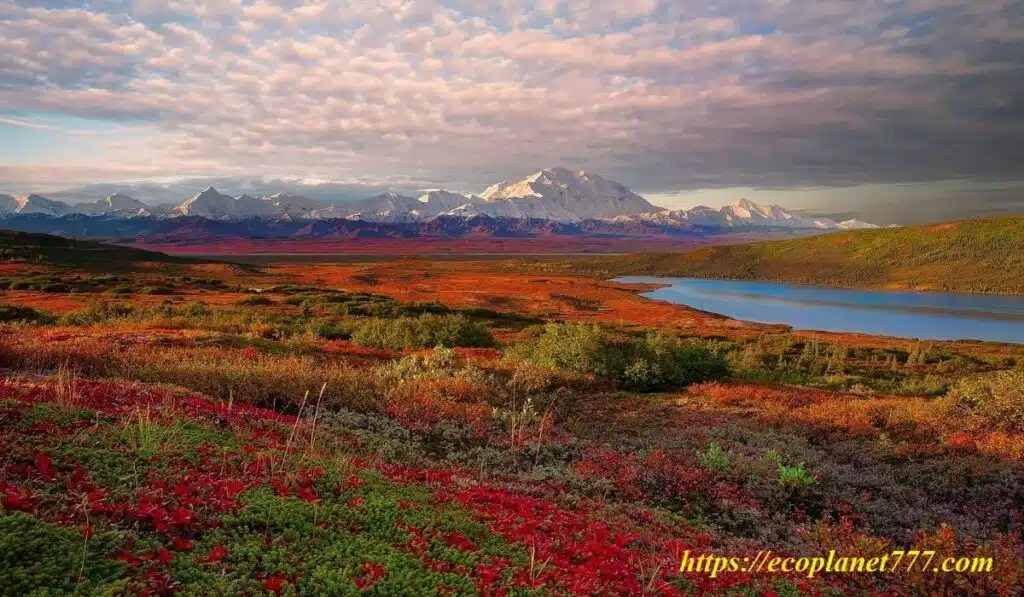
0 241 1021 595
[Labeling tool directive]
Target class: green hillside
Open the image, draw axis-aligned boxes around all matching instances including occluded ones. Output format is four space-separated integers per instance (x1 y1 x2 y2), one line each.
595 215 1024 295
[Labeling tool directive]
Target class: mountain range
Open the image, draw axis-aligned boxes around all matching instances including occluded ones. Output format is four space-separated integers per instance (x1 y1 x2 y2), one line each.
0 168 878 234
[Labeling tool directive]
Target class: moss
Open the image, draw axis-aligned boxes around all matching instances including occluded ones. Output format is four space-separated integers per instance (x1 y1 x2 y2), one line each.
0 513 125 595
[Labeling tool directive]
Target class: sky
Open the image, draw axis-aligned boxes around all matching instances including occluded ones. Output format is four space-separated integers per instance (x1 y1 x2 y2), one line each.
1 0 1022 223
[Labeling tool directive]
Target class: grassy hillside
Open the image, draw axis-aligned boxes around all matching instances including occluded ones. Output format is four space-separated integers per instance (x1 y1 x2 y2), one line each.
590 216 1024 295
0 228 205 269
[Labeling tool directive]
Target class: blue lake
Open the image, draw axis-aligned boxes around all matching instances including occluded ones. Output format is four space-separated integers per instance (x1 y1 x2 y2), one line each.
613 277 1024 344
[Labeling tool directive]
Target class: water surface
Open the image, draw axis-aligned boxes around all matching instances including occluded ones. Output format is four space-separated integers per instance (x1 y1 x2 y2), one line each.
613 277 1024 344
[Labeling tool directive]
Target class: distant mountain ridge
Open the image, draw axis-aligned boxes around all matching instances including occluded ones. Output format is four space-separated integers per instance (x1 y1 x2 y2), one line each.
1 168 880 231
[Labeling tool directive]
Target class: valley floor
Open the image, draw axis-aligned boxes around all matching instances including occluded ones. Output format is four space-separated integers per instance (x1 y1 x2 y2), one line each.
128 233 777 257
0 255 1021 595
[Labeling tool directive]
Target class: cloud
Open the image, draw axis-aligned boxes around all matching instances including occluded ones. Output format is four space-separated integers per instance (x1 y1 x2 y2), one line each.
0 0 1021 198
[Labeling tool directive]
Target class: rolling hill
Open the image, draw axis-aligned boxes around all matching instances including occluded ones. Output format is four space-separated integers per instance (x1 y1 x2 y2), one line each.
0 228 202 268
587 215 1024 295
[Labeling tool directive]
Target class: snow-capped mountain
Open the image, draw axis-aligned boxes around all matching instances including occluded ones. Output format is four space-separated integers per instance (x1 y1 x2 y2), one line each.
263 193 325 219
611 199 878 231
0 194 70 215
320 190 485 223
0 170 880 232
174 187 283 219
74 193 151 217
480 167 659 220
836 219 877 230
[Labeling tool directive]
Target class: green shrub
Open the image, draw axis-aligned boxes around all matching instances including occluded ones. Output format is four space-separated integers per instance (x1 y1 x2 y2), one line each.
512 323 622 378
0 304 54 324
351 314 494 350
633 333 732 390
510 324 730 391
237 295 274 306
698 442 730 473
777 462 816 488
59 301 135 326
621 358 664 391
311 318 357 340
141 285 174 295
947 370 1024 432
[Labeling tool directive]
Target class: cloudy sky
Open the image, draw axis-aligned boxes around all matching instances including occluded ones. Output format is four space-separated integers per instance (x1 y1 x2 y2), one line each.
1 0 1022 223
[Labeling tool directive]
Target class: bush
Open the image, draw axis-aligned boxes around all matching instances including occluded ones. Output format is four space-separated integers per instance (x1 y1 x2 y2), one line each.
0 304 54 324
59 301 135 326
698 442 730 473
351 314 494 350
512 323 622 378
777 462 816 488
141 285 174 295
311 318 357 340
40 282 70 293
511 324 730 391
237 295 274 306
632 333 732 390
947 370 1024 432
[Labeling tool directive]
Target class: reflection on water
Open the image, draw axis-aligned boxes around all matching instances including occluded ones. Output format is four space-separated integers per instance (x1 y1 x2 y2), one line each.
613 277 1024 344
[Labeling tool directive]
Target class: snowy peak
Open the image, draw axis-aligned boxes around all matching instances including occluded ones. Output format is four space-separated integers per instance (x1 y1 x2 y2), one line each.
0 194 17 213
73 192 151 216
264 193 326 217
102 193 145 209
417 190 474 207
175 187 227 217
837 219 877 230
481 167 659 220
13 194 69 215
619 198 880 231
174 187 261 219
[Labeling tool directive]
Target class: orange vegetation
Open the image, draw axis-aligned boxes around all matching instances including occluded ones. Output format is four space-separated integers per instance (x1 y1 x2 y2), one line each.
690 382 1024 460
269 260 781 336
133 235 771 255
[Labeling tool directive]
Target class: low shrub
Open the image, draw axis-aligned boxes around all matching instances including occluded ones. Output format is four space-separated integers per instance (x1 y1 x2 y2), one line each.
777 462 816 488
311 318 357 340
698 442 730 473
511 323 622 378
0 304 54 324
351 314 494 350
140 285 174 295
40 282 70 293
59 301 136 326
510 323 730 391
0 334 372 413
236 295 274 306
947 370 1024 432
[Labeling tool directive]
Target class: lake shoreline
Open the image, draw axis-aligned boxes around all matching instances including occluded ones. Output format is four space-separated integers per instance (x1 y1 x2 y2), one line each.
614 276 1024 345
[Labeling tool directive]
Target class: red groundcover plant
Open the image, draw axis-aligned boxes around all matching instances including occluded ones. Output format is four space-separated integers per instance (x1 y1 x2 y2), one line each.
1 375 1020 595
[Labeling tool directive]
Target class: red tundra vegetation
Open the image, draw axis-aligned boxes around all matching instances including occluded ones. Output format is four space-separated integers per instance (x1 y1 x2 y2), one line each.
0 250 1022 594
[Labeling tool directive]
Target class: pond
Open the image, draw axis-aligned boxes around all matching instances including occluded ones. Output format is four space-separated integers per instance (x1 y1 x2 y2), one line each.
613 277 1024 344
